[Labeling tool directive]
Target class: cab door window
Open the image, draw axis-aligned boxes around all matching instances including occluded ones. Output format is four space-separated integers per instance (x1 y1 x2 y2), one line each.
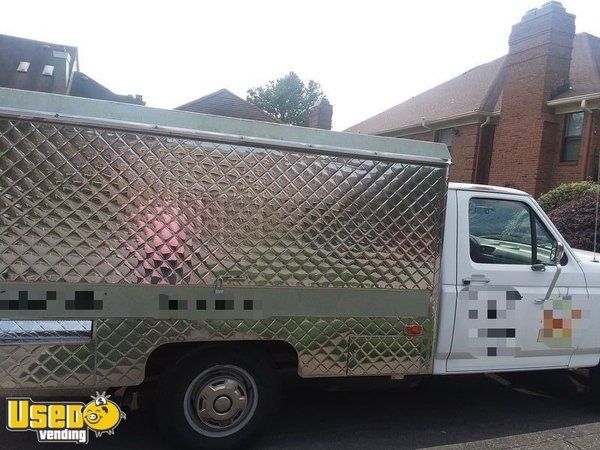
469 198 532 264
468 198 557 265
534 216 559 265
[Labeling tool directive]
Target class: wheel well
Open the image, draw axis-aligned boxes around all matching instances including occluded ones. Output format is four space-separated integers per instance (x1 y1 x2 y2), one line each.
144 340 299 381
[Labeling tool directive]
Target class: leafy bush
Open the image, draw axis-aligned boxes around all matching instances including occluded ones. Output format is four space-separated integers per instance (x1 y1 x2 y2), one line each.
538 181 597 212
548 193 599 252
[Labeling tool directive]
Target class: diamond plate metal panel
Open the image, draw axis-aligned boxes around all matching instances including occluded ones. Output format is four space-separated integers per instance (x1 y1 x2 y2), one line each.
0 114 448 388
0 320 92 343
0 118 447 290
348 335 426 376
93 317 432 385
0 341 95 388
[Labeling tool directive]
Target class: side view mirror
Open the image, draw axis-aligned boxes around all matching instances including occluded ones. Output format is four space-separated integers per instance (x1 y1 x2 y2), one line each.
554 242 565 266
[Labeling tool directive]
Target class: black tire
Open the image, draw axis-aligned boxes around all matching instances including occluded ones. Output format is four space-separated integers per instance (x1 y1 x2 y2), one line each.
154 346 280 449
588 367 600 402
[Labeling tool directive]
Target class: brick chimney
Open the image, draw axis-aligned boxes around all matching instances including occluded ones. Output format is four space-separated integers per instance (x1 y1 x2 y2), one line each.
488 1 575 196
308 98 333 129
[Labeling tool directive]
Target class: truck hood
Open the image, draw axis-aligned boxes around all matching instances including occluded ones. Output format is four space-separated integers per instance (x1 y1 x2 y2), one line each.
572 248 600 287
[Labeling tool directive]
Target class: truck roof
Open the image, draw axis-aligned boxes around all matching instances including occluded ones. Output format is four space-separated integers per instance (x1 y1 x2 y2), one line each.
0 87 450 166
449 182 530 196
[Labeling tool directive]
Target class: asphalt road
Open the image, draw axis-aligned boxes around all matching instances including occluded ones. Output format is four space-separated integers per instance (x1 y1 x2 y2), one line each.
2 370 600 449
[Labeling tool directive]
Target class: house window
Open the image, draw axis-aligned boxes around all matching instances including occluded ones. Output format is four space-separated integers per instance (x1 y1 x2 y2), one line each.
16 61 30 73
561 112 584 161
436 128 453 152
42 65 54 76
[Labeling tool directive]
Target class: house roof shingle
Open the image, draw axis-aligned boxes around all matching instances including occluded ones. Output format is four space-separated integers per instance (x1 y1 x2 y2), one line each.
70 72 145 105
346 33 600 134
554 33 600 99
176 88 279 123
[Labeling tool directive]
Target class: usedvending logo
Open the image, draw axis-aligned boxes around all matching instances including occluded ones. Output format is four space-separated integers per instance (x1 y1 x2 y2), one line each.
6 392 125 444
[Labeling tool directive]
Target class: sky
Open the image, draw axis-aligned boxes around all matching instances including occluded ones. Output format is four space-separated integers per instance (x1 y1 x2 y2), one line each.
2 1 599 130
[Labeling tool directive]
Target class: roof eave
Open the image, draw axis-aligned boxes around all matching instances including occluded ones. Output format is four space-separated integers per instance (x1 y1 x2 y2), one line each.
547 92 600 114
364 110 500 137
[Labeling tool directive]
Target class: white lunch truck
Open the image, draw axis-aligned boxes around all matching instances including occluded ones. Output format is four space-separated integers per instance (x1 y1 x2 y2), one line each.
0 87 599 448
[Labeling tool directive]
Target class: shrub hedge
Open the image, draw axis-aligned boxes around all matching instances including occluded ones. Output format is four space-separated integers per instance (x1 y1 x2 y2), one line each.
548 193 599 252
537 181 597 212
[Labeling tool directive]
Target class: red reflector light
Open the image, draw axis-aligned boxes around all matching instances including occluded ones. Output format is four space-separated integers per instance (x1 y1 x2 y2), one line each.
404 325 423 336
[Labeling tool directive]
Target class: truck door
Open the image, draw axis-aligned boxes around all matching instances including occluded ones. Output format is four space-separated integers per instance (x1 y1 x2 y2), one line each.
447 190 588 372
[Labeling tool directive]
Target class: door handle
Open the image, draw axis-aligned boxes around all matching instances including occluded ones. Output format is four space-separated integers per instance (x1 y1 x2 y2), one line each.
531 263 546 272
462 275 490 285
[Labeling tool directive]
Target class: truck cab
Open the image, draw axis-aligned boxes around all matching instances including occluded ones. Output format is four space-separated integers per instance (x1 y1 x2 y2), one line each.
435 183 600 374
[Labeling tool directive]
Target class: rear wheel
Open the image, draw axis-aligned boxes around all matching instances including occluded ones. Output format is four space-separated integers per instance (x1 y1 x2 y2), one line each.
155 347 280 449
588 366 600 402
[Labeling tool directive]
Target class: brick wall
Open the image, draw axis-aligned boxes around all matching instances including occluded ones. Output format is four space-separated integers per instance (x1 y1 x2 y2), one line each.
400 124 480 183
448 124 480 183
399 110 596 191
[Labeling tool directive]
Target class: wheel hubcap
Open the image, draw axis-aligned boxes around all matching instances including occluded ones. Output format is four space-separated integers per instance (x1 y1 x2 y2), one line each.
213 395 232 413
196 377 247 424
184 365 258 437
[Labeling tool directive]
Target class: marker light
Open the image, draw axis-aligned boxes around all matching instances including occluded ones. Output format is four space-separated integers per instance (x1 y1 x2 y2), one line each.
404 325 423 336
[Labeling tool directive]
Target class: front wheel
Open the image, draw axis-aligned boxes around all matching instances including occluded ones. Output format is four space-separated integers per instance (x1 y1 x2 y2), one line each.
155 347 280 449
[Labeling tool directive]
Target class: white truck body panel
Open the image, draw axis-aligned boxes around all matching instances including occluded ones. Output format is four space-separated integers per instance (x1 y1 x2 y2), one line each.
437 185 599 374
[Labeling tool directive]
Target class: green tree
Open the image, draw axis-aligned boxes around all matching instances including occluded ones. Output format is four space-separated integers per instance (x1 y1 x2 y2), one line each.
246 72 324 126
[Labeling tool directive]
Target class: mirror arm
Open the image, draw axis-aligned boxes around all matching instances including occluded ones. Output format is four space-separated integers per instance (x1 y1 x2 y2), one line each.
542 263 562 302
537 242 565 303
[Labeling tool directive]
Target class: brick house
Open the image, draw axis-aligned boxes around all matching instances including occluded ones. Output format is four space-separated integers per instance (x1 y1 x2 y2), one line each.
0 33 144 105
346 1 600 196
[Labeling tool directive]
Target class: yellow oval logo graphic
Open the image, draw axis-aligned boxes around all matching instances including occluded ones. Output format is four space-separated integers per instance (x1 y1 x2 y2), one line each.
82 392 125 437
